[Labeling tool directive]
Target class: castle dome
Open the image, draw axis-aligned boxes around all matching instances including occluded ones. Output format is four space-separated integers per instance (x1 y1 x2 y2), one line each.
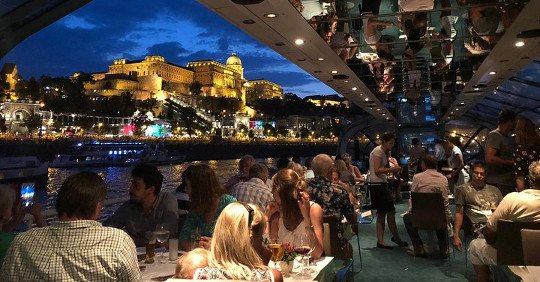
226 53 242 65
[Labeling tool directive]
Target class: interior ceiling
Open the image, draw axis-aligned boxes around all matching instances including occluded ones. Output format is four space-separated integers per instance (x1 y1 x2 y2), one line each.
0 0 91 58
197 0 540 125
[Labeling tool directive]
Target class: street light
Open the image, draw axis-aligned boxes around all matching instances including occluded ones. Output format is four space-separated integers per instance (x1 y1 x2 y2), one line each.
98 122 103 135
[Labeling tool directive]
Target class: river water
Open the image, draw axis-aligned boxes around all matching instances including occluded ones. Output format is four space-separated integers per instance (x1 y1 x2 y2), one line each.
44 158 278 219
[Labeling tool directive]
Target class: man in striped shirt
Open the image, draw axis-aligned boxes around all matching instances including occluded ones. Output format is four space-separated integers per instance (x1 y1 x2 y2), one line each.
1 172 141 281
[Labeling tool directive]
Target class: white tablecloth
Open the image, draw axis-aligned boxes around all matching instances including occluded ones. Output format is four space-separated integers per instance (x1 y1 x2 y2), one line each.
139 250 181 281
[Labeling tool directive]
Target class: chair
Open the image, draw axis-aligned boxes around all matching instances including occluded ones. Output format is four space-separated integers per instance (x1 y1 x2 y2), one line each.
410 192 449 256
322 216 348 260
336 259 354 282
521 229 540 266
496 220 540 266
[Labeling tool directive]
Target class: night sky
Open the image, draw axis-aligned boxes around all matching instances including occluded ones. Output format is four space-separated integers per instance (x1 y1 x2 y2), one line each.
0 0 335 97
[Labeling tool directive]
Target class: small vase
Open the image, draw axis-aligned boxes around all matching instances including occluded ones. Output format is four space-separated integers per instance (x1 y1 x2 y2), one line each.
279 261 294 275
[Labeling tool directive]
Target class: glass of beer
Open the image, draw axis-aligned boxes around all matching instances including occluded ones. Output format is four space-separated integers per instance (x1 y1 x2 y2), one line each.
267 239 284 269
145 231 156 264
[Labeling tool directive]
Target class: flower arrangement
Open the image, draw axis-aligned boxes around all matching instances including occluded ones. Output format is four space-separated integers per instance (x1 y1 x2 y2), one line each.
281 242 297 265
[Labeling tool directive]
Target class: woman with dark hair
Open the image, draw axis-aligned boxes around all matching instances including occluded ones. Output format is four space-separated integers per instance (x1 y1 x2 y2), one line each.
179 164 236 251
267 169 324 259
368 132 408 249
513 117 540 191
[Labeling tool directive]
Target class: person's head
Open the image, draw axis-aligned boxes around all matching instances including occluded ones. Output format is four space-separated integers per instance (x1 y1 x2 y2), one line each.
342 153 352 165
515 116 540 146
420 154 437 170
312 154 334 178
249 203 265 241
529 161 540 190
239 155 256 177
209 202 266 280
292 156 302 164
470 162 486 184
412 138 420 146
185 164 225 215
272 169 305 219
287 162 305 178
56 171 107 220
248 163 269 182
380 132 396 151
276 157 291 170
175 248 209 279
0 185 15 226
130 164 163 203
331 166 341 184
498 109 516 133
334 159 348 173
177 165 194 193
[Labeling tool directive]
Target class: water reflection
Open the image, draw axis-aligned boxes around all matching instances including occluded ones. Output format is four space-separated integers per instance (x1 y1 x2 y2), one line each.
289 0 527 117
45 158 278 219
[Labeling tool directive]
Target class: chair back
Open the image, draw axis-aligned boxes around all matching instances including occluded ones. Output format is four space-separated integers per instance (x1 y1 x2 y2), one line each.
410 192 447 230
496 220 540 266
521 229 540 266
323 216 347 259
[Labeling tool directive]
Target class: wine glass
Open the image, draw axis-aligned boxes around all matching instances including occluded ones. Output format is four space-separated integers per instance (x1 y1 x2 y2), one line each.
267 239 284 269
293 233 315 279
154 224 170 263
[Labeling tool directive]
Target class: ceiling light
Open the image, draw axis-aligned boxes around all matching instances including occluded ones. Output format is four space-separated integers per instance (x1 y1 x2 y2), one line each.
515 41 525 47
242 19 256 24
364 98 369 101
489 71 496 75
275 42 285 46
352 87 357 91
295 39 304 45
317 58 324 61
331 70 338 74
344 80 349 83
473 88 480 91
264 13 277 18
376 108 380 111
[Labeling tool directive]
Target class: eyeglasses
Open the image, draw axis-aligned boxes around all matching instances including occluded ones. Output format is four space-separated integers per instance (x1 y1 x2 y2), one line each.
240 202 254 228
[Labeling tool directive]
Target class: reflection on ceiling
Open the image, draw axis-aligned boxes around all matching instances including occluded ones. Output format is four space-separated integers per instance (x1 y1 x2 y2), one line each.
198 0 540 127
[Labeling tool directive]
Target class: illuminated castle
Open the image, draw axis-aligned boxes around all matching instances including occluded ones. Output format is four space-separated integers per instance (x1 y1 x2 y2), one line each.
81 53 283 103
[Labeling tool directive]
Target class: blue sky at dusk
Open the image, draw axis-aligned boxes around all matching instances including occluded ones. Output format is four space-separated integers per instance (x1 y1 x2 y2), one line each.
0 0 336 97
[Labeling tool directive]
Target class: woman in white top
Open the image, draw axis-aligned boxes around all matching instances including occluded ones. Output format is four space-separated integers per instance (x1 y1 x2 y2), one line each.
267 169 324 259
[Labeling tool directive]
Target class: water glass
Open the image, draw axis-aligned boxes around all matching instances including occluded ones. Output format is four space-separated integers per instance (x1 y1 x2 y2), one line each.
155 224 170 263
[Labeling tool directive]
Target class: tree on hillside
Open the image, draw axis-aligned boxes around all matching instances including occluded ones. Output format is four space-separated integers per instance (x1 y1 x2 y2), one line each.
23 112 42 134
189 81 203 96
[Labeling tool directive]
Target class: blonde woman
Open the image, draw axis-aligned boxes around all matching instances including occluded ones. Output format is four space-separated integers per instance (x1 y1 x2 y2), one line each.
267 169 324 259
513 117 540 191
175 248 209 279
194 202 283 281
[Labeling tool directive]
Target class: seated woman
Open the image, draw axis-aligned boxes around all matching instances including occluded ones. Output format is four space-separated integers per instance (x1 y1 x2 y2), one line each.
331 165 359 210
267 169 324 259
178 164 236 251
175 248 209 279
194 202 283 281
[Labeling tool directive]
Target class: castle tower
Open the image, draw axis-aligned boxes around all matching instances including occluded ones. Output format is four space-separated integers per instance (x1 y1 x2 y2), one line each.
226 52 243 79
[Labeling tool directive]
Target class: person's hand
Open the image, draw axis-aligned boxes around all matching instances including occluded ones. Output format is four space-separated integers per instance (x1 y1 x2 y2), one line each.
297 191 311 220
30 202 46 227
198 236 212 250
453 235 462 251
391 166 402 173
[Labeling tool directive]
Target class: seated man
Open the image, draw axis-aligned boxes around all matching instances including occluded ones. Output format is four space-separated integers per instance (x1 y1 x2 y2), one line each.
469 161 540 282
230 163 273 212
307 154 358 258
403 154 452 257
224 155 256 192
1 172 140 281
104 163 178 246
453 162 502 250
